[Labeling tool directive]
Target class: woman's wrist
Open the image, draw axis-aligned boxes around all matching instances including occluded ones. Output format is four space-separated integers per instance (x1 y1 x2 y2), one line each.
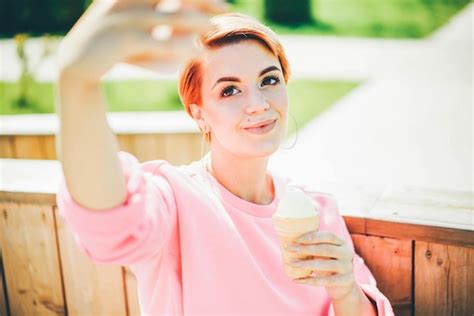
331 283 377 316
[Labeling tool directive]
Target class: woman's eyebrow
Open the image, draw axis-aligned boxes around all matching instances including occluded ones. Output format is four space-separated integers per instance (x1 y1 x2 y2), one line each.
212 76 239 89
259 65 281 76
212 65 282 89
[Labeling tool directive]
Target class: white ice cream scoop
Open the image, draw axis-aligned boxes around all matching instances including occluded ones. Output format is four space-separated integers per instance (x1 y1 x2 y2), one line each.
274 187 318 218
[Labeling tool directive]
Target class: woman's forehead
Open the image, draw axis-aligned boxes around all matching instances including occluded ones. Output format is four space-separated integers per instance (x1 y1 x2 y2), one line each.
201 40 280 82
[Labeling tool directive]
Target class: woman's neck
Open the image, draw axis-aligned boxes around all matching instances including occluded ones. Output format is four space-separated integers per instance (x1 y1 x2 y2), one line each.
206 150 274 205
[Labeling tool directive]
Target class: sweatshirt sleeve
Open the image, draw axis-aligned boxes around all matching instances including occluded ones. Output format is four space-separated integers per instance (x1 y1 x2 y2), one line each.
55 150 177 266
305 190 395 316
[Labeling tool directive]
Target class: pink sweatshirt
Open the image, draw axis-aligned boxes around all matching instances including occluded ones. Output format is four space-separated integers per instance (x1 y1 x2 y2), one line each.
56 151 394 316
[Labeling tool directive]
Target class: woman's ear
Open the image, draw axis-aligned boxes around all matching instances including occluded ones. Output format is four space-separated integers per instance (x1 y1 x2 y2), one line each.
190 103 202 120
190 103 208 132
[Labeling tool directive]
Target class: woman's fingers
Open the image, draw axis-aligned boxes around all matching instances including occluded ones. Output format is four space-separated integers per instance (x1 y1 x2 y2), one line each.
291 258 352 274
294 272 355 288
288 243 351 260
124 31 199 60
107 8 215 33
295 231 345 246
181 0 230 14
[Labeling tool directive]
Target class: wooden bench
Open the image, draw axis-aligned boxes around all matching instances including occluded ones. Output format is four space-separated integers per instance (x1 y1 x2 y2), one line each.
1 158 472 316
0 112 203 162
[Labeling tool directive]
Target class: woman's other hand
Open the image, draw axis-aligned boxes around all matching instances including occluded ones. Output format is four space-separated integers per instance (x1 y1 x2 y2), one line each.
57 0 229 84
286 231 357 300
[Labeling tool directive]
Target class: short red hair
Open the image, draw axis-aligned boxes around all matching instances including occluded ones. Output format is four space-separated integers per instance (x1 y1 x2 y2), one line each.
178 13 291 119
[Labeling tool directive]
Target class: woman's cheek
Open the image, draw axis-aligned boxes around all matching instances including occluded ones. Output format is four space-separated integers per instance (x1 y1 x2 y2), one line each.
267 88 287 106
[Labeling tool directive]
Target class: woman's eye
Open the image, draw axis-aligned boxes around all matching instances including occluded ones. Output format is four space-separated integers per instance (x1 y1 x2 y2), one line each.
261 75 280 87
221 85 239 98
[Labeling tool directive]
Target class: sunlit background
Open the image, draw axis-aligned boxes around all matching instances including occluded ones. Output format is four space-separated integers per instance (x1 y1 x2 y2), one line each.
0 2 472 316
1 0 471 192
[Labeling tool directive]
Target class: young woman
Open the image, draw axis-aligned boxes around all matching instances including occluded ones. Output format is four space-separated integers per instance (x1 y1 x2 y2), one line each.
56 0 394 315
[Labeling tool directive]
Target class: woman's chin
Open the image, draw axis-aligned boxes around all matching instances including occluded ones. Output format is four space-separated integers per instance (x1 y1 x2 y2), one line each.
243 140 282 158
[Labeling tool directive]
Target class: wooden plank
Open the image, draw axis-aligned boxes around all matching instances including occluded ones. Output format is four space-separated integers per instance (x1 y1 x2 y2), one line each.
351 235 412 316
13 136 45 159
370 185 473 231
132 134 164 162
415 241 473 316
0 250 10 316
42 135 57 160
0 136 15 159
0 159 60 195
345 216 474 248
124 267 140 316
117 134 136 155
0 192 56 205
54 206 127 315
163 133 201 165
0 202 65 315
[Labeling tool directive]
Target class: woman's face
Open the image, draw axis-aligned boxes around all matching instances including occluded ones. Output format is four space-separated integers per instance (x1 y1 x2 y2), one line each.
198 39 288 158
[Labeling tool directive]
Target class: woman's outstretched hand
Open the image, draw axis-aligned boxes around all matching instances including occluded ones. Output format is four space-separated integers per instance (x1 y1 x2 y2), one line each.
58 0 229 84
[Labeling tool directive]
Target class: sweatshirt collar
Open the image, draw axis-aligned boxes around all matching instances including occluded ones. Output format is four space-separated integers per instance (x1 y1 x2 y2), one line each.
193 153 284 218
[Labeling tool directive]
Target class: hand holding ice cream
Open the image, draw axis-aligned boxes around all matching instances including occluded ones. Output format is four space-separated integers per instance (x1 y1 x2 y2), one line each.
272 188 359 300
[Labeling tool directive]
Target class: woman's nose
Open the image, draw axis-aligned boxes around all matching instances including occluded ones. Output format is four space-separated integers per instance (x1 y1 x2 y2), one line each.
245 89 270 114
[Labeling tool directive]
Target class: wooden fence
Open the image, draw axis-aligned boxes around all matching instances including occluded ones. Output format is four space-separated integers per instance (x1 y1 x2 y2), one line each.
1 113 473 315
1 157 472 316
0 112 203 163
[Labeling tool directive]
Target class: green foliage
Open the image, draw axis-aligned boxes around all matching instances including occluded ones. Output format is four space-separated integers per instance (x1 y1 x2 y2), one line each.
0 0 89 37
286 80 357 136
264 0 312 25
231 0 470 38
14 34 33 108
10 33 59 110
1 0 468 38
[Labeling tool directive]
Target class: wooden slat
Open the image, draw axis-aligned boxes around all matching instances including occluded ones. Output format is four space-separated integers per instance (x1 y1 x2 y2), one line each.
0 192 56 205
345 216 474 248
163 133 201 165
117 134 136 155
42 135 57 160
370 185 473 231
124 267 140 316
13 136 44 159
132 134 167 162
414 242 473 316
54 206 127 315
0 202 65 315
0 250 10 316
0 136 15 159
351 235 412 316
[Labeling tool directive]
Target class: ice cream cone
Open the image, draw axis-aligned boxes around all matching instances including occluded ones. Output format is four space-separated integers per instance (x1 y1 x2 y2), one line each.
272 215 319 279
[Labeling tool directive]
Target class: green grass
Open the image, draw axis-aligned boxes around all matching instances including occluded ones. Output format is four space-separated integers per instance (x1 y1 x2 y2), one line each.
230 0 470 38
286 80 357 136
0 79 358 135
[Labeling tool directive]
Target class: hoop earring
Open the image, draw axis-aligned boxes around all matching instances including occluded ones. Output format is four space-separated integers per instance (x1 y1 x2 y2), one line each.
200 130 211 159
281 111 298 150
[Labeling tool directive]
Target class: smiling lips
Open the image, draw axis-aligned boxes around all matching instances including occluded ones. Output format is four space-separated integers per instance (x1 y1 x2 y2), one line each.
244 119 277 134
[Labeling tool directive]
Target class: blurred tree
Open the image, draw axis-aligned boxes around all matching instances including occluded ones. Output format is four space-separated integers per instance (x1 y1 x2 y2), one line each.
84 0 93 9
13 33 57 109
264 0 312 25
14 33 32 108
0 0 87 37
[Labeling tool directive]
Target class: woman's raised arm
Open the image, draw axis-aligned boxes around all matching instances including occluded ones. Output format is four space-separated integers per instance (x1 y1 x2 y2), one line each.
55 0 226 211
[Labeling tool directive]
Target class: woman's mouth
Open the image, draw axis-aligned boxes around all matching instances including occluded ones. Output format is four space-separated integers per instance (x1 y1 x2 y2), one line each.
244 119 277 134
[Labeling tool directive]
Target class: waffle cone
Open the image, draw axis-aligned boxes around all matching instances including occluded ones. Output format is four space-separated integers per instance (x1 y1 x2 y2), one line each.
272 215 319 279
